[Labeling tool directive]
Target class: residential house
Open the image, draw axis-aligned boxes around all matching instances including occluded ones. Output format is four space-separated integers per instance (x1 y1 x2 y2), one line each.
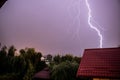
77 48 120 80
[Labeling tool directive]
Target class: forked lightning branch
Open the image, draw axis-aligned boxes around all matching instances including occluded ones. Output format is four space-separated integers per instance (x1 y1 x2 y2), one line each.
85 0 103 48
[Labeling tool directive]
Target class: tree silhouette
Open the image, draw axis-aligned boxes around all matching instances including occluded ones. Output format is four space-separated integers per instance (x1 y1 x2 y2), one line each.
53 54 61 64
8 45 16 57
51 61 79 80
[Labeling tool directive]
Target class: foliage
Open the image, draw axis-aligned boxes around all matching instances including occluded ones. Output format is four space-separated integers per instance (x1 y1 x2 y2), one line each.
0 44 82 80
51 61 79 80
53 54 81 64
0 45 46 80
0 73 20 80
61 54 73 62
50 54 81 80
73 56 81 64
23 60 34 80
46 54 52 62
53 54 61 64
8 45 16 57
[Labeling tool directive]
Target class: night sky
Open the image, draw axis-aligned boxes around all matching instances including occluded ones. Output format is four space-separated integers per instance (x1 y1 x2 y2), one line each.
0 0 120 56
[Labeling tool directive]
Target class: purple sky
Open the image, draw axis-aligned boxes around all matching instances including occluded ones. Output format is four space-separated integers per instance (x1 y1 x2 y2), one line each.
0 0 120 56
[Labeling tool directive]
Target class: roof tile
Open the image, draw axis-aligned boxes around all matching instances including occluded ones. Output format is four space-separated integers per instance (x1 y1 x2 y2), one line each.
77 48 120 78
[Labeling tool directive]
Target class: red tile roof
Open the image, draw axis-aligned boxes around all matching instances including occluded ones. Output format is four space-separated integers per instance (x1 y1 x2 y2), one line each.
77 48 120 79
33 67 50 79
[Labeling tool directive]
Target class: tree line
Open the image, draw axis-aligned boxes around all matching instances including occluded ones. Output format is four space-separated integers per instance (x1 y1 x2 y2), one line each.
48 54 81 80
0 44 83 80
0 45 46 80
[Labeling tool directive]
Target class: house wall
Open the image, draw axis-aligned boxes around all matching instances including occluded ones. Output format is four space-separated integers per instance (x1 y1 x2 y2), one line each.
93 78 120 80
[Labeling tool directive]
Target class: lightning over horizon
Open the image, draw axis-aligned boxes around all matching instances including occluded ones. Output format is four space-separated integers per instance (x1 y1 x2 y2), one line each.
85 0 103 48
68 0 103 48
1 0 119 56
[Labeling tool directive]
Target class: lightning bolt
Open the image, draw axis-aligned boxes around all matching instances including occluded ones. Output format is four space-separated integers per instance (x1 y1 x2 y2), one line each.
85 0 103 48
67 0 82 39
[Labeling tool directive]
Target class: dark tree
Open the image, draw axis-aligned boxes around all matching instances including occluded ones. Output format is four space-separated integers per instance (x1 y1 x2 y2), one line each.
53 54 61 64
8 45 16 57
46 54 52 62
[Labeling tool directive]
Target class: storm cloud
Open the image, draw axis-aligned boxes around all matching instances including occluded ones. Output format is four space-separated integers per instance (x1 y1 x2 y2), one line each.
0 0 120 56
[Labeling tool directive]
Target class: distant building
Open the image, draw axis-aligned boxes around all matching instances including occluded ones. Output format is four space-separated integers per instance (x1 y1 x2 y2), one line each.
41 56 46 61
33 67 50 80
41 56 50 65
77 48 120 80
